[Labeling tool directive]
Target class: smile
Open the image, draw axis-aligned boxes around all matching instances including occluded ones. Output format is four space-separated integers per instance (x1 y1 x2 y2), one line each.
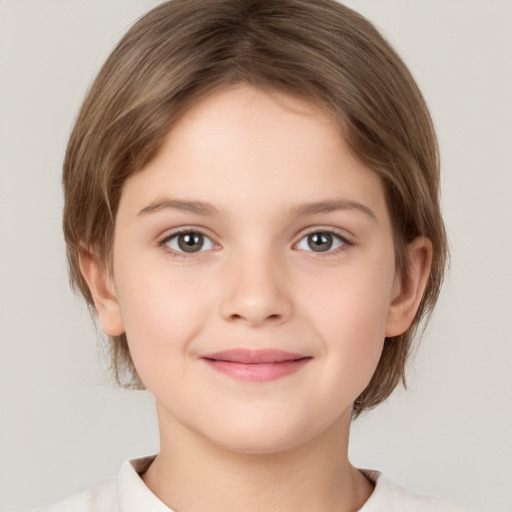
200 349 312 382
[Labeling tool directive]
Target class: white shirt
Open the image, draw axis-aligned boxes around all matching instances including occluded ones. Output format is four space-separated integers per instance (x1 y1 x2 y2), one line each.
36 456 471 512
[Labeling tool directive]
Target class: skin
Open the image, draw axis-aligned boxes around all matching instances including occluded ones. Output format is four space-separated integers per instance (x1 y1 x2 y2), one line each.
80 85 432 511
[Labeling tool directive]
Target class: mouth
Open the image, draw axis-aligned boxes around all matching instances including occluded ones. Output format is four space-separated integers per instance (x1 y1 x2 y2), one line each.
200 348 312 382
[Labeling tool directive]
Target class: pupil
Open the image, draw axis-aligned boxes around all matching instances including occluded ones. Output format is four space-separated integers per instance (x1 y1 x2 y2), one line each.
308 232 332 252
178 232 204 253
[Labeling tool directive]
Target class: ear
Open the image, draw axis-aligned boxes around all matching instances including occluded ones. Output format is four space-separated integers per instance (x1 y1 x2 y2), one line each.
78 248 125 336
385 237 433 337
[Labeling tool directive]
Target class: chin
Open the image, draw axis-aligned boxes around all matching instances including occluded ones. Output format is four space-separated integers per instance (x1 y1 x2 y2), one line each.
198 412 329 456
216 431 306 456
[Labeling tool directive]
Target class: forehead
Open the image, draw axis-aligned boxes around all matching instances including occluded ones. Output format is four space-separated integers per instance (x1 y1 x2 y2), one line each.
172 85 342 161
118 85 388 223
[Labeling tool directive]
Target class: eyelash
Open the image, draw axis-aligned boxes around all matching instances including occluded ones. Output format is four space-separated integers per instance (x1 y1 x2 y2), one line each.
157 227 352 258
295 228 352 255
157 228 219 259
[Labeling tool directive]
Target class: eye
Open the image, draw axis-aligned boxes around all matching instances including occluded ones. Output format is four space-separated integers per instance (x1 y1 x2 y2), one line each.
296 231 346 253
162 231 215 254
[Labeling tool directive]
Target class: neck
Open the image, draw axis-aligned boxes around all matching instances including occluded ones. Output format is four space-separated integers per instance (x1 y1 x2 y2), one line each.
142 406 373 512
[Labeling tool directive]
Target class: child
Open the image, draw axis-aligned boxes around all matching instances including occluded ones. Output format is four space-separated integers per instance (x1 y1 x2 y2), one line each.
39 0 470 510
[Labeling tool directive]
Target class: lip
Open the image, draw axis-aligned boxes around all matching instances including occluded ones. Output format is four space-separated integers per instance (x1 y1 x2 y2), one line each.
200 349 312 382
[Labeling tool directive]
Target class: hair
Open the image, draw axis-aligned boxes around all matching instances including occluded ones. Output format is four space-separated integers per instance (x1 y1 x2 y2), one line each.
63 0 447 417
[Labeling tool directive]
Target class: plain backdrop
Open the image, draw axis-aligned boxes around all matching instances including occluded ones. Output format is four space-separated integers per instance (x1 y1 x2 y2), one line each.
1 1 511 511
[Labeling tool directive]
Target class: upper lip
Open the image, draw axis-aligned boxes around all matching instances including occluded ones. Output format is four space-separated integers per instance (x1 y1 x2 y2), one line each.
200 349 310 364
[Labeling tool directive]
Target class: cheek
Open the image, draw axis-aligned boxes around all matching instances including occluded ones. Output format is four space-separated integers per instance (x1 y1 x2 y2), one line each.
299 264 394 372
114 265 212 377
303 263 393 331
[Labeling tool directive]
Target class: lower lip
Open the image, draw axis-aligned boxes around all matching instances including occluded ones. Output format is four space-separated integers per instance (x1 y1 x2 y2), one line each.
202 358 311 382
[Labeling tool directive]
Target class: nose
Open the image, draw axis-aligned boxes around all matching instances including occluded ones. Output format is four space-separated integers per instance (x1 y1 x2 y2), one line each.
219 249 293 327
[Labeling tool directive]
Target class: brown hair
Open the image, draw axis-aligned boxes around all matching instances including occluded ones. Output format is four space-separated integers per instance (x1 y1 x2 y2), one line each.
63 0 447 417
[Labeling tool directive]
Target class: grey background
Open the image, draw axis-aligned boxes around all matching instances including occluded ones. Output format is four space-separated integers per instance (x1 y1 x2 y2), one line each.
1 1 511 511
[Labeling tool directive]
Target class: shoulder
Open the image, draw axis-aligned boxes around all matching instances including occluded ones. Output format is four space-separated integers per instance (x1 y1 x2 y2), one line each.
34 476 118 512
360 470 473 512
34 456 160 512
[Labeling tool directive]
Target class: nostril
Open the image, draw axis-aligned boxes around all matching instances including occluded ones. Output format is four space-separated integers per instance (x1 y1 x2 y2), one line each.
220 286 293 326
228 312 282 324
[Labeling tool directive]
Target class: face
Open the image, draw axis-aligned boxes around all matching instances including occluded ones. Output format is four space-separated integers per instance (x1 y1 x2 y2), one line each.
101 86 406 454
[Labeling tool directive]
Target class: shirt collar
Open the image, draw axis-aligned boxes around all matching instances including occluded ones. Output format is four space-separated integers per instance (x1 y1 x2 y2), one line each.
117 457 389 511
118 456 175 511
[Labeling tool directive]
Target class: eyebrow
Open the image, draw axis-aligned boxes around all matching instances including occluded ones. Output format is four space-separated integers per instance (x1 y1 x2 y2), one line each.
293 199 377 221
138 198 219 217
137 197 376 221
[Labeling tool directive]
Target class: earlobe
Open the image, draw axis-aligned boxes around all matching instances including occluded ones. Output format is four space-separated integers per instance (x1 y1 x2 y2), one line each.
78 248 125 336
385 237 433 337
